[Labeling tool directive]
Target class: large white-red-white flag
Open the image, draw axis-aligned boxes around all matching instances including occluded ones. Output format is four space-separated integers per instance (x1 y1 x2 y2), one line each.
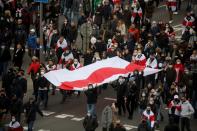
44 57 161 91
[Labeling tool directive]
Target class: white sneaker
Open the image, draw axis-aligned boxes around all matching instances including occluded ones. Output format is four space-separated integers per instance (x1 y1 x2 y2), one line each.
169 20 173 24
173 12 178 15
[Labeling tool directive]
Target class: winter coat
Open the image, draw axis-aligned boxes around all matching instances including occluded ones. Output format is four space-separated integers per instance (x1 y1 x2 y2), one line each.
101 106 113 128
36 76 49 90
61 23 71 41
69 26 78 43
83 53 93 66
85 88 98 104
94 8 102 26
13 48 24 66
115 81 127 98
24 101 43 122
10 99 23 116
95 42 106 53
145 1 154 19
156 33 169 49
174 64 184 83
50 33 59 49
27 61 40 75
165 67 177 86
0 46 11 62
27 34 37 49
102 4 111 20
12 76 27 99
180 100 194 119
15 25 26 45
8 121 23 131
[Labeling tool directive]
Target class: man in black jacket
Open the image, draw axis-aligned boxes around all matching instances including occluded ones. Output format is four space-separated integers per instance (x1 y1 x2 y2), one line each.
125 80 137 120
10 95 23 122
12 70 27 100
24 98 43 131
13 44 25 69
85 84 98 117
115 76 127 116
36 70 49 109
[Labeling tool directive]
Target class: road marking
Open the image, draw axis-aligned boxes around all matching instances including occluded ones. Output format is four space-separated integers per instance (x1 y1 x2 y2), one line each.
71 117 84 121
123 124 160 131
165 107 169 110
104 97 117 101
55 114 74 118
123 124 137 130
42 110 55 116
38 129 51 131
23 126 35 130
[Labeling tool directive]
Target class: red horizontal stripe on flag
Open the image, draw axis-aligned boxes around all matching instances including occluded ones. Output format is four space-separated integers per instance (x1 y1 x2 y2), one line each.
59 64 145 90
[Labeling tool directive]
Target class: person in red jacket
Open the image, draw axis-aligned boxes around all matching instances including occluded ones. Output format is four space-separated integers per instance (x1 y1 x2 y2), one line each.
27 56 40 75
128 24 140 42
27 56 40 96
174 59 184 83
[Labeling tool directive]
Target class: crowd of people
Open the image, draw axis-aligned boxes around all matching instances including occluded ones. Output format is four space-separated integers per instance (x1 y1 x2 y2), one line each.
0 0 196 131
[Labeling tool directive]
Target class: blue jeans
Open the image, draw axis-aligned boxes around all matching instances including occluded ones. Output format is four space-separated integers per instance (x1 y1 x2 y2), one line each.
87 104 96 117
28 121 34 131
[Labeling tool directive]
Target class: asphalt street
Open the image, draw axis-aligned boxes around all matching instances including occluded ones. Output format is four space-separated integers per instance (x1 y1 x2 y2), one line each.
3 1 197 131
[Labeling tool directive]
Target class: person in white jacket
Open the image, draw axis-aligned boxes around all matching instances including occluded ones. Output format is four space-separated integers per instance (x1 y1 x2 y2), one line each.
146 53 158 86
180 95 194 131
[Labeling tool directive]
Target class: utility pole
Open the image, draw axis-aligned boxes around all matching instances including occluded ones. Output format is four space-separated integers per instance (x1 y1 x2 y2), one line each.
39 2 43 62
34 0 48 62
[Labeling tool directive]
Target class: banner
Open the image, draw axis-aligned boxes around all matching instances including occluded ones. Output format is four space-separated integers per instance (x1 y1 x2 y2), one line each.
44 57 161 90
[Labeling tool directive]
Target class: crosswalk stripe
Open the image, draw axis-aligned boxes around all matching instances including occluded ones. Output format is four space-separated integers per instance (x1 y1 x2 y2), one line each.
55 114 74 118
42 110 55 116
123 124 137 130
38 129 51 131
123 124 160 131
104 97 116 101
71 117 84 121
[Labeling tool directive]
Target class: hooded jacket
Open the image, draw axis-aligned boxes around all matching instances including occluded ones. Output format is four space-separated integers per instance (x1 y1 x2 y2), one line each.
180 100 194 119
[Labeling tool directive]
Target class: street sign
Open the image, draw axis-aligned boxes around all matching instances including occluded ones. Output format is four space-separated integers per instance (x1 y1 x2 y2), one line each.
34 0 48 3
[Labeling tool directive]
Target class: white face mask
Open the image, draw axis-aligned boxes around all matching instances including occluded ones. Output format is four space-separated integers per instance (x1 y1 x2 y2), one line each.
149 100 154 104
12 118 16 122
177 62 181 64
41 71 45 75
